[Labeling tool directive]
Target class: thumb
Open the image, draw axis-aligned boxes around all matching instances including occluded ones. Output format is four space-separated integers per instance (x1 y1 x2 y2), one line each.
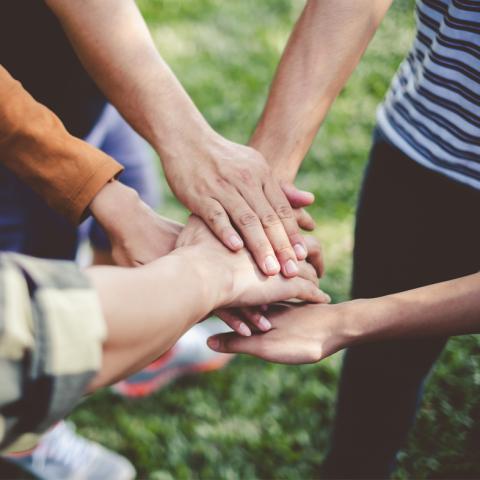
207 332 264 356
282 183 315 208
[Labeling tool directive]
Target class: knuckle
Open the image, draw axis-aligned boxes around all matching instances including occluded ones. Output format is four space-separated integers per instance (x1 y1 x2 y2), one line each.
300 282 315 297
276 204 294 220
206 208 225 226
260 212 281 228
239 168 254 183
274 243 294 255
196 181 210 196
237 211 258 227
215 176 229 189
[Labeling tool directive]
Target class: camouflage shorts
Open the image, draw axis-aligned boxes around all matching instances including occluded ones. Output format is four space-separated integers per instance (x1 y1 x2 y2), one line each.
0 253 105 453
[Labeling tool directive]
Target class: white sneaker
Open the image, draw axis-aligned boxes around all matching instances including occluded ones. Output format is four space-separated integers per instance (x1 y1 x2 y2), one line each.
4 421 136 480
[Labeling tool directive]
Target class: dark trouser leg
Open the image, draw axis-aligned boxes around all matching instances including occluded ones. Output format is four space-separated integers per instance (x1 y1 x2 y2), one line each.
0 166 78 260
322 133 480 479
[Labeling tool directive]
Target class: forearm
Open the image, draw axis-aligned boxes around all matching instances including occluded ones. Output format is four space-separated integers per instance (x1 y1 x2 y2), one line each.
45 0 315 270
207 274 480 364
250 0 392 181
351 273 480 343
46 0 217 161
86 247 225 390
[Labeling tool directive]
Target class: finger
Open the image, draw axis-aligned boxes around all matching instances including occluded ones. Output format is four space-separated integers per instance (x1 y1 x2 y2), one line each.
297 261 319 284
239 307 272 332
295 208 316 232
200 198 244 251
236 182 299 278
221 191 281 276
264 180 307 263
208 332 268 358
290 278 331 304
216 309 252 336
305 236 325 278
282 183 315 208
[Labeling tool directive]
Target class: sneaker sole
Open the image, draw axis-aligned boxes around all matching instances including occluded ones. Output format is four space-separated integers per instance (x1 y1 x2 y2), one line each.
111 354 234 398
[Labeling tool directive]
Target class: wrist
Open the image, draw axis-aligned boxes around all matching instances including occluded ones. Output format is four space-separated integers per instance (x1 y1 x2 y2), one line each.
169 245 234 313
152 115 218 162
340 297 393 346
89 180 141 235
249 128 298 183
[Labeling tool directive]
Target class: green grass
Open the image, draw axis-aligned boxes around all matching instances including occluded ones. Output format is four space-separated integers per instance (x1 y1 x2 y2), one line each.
72 2 480 478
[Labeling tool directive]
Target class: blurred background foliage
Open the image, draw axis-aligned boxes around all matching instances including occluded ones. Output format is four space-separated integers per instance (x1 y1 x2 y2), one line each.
72 1 480 478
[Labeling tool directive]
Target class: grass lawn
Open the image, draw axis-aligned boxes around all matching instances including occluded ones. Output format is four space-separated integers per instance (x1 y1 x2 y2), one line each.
72 1 480 478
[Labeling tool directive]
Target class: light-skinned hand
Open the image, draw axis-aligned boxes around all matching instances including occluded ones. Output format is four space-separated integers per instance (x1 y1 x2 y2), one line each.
163 134 310 278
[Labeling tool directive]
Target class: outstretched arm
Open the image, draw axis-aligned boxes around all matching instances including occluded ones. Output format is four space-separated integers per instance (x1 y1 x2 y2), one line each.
45 0 309 278
1 223 326 451
208 273 480 364
88 214 328 389
250 0 393 182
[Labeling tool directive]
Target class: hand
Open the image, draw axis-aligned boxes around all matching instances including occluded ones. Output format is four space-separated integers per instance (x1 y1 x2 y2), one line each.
282 182 316 232
162 133 309 278
89 180 183 266
216 233 326 336
175 216 330 313
207 301 362 364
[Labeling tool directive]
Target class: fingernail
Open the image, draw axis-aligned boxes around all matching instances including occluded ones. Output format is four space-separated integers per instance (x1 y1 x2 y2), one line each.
208 337 220 350
239 323 252 336
264 255 280 274
294 243 307 259
285 259 299 275
303 191 315 202
229 234 243 249
258 316 272 331
319 292 331 303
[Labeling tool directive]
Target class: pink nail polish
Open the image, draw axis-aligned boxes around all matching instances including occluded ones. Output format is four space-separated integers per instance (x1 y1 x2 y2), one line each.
239 323 251 336
259 316 272 331
285 259 299 275
229 235 243 249
264 255 280 274
294 243 307 259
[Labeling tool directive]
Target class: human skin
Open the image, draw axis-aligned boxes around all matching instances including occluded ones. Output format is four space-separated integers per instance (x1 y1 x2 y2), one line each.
249 0 393 182
44 0 311 278
89 180 183 266
207 0 480 357
208 273 480 364
177 216 327 335
88 202 327 336
214 0 392 331
0 62 182 269
86 216 329 391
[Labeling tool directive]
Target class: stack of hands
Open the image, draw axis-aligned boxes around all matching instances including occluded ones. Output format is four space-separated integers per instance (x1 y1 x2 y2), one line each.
89 152 345 366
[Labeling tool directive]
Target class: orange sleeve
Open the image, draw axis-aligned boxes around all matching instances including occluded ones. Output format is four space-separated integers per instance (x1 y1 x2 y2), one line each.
0 64 124 224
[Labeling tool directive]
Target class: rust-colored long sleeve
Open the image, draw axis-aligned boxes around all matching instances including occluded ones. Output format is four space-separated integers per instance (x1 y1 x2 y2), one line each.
0 64 123 224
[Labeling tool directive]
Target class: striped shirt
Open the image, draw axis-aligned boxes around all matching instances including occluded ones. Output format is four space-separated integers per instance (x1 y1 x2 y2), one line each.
377 0 480 190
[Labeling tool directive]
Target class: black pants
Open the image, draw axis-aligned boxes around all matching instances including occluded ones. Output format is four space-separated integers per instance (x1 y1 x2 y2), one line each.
322 130 480 479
